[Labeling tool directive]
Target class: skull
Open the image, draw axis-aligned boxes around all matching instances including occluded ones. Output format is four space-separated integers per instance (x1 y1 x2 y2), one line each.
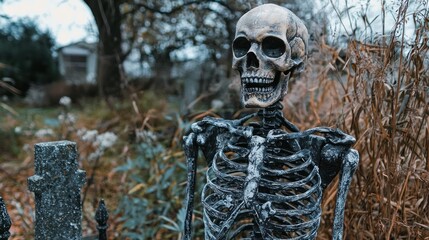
232 4 308 108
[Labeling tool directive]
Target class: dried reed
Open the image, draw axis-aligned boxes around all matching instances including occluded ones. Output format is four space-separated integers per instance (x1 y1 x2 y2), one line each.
284 1 429 238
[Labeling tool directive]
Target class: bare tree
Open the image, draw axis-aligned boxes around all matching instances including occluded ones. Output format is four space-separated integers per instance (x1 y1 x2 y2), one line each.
83 0 125 99
82 0 308 100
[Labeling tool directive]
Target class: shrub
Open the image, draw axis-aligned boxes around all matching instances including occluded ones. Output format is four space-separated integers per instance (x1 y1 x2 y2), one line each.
0 19 59 95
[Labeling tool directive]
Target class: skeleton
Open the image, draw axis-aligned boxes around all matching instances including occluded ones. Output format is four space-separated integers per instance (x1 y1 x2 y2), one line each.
183 4 359 240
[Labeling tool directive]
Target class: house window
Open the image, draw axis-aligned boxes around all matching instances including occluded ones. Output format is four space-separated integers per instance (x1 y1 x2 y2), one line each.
64 54 87 70
62 54 88 84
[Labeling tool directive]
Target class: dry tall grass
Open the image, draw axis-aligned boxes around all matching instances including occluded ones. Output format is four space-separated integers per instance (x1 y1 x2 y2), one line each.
1 1 427 239
284 1 428 238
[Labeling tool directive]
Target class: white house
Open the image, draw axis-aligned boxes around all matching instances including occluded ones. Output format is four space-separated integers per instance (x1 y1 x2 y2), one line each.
57 41 97 85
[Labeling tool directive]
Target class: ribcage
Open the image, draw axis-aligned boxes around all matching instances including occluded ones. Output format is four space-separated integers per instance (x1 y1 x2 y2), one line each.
202 131 322 239
202 134 250 239
260 138 322 239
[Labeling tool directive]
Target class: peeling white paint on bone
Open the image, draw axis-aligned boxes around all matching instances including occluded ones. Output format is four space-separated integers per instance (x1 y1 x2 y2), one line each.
261 201 276 220
244 136 265 207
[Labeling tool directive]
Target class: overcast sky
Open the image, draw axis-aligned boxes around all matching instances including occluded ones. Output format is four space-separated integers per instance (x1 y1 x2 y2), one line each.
0 0 95 46
0 0 420 47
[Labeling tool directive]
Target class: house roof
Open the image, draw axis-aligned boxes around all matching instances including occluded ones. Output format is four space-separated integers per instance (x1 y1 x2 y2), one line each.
57 41 97 55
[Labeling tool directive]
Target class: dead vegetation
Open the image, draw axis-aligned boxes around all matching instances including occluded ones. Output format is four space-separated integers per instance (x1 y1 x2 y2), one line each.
1 1 428 239
285 1 429 238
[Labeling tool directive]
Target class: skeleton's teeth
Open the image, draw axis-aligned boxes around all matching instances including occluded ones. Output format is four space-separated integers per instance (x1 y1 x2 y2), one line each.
242 77 274 84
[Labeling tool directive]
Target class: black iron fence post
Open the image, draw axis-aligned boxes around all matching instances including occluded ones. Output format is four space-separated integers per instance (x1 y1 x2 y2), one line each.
0 197 11 240
95 199 109 240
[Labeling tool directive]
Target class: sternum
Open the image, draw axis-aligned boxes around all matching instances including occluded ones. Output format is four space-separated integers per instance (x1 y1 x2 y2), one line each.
244 135 266 208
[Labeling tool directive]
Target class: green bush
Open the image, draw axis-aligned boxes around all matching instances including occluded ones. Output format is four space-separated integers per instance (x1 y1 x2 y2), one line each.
0 19 58 95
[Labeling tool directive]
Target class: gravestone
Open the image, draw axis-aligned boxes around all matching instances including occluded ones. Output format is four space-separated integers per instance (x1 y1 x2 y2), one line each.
0 197 11 240
28 141 86 240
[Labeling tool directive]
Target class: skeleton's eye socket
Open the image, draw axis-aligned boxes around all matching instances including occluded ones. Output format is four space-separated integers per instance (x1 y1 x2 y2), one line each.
262 36 286 58
233 37 250 58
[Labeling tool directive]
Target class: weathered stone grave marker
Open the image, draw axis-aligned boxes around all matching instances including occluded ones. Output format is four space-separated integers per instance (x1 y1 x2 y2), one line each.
0 197 11 240
28 141 86 240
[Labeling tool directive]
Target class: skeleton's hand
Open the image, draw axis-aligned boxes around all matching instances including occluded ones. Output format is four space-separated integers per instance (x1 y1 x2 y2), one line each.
185 114 255 166
191 114 255 145
322 128 356 147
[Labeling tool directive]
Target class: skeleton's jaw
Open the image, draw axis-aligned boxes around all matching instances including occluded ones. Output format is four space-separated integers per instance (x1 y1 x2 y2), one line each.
241 71 289 108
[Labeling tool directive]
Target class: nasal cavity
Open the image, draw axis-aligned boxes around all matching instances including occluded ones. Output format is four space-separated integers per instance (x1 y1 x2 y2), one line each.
246 52 259 68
